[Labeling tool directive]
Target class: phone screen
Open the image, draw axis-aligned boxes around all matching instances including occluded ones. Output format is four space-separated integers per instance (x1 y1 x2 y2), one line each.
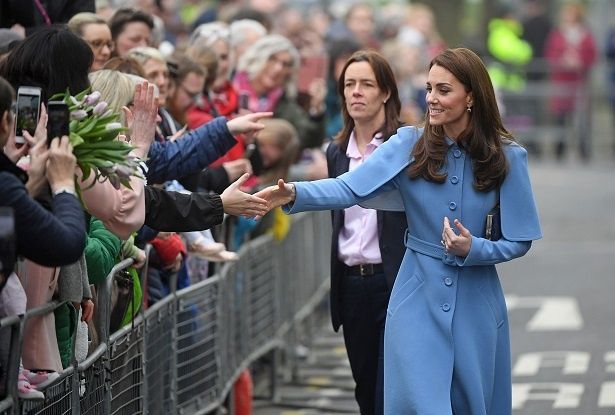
16 92 41 139
47 101 70 145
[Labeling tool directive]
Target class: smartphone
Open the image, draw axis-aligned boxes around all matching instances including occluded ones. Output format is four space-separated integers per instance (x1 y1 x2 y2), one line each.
244 141 264 176
239 92 250 110
46 101 70 145
15 86 42 144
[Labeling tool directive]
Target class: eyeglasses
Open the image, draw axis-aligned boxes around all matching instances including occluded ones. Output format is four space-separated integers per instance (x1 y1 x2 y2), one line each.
268 55 294 69
86 39 115 52
179 84 202 102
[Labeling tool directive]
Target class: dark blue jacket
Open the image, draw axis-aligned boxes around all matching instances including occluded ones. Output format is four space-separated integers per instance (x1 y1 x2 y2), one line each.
0 152 85 267
146 117 236 185
326 141 407 331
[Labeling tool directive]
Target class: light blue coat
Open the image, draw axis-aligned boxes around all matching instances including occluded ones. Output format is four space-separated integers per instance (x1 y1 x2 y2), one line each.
287 126 542 414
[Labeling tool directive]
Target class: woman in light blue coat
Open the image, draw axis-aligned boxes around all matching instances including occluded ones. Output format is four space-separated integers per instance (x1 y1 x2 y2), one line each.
257 48 542 414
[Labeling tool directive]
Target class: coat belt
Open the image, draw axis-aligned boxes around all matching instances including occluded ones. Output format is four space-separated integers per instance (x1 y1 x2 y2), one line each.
404 230 456 265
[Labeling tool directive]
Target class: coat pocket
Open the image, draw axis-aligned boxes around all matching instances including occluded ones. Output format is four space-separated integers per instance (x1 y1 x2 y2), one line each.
388 273 424 317
479 282 505 328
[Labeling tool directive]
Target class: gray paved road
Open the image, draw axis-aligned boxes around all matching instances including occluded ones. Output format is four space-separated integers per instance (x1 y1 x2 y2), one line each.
502 160 615 414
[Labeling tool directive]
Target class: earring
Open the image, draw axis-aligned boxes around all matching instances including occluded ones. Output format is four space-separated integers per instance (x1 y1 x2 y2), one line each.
383 100 387 104
466 106 472 113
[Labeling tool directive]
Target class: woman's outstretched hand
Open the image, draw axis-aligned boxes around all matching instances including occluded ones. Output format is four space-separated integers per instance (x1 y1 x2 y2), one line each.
220 173 269 218
226 111 273 135
253 179 296 213
441 217 472 257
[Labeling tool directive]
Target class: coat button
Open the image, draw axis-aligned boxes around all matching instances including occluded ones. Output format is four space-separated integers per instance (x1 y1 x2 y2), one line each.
443 277 453 286
453 149 462 158
442 303 451 312
450 175 459 184
449 202 457 210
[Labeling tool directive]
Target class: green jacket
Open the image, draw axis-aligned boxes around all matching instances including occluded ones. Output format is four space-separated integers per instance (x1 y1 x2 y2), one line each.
85 217 121 285
487 18 533 91
56 218 122 367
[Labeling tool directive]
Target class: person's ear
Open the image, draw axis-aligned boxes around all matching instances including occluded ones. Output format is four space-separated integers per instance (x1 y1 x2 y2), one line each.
466 92 474 108
0 110 9 138
384 90 391 104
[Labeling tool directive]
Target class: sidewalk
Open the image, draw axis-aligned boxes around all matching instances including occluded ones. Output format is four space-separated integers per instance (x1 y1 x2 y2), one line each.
253 326 359 415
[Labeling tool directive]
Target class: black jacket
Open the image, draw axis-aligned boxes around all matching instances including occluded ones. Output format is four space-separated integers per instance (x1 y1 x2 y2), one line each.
0 0 95 33
326 141 408 331
0 152 85 267
144 186 223 232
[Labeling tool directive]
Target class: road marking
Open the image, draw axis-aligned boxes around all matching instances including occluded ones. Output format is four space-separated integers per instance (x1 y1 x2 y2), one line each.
512 383 584 409
506 295 583 331
605 351 615 373
513 351 590 376
598 381 615 407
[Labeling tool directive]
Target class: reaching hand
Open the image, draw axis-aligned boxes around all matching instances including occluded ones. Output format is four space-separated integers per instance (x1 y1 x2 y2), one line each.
226 112 273 135
123 81 157 158
220 173 269 218
441 217 472 257
253 179 296 212
4 105 47 163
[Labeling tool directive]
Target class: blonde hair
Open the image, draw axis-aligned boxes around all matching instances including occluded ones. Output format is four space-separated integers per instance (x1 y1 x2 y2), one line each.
88 69 148 124
125 46 166 68
256 118 299 184
67 12 107 36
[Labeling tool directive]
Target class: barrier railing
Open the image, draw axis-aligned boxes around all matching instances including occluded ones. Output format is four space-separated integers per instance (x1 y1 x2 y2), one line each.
0 210 331 414
487 58 594 158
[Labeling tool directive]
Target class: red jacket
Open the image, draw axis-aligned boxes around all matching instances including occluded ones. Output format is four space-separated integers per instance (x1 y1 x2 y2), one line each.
187 82 245 166
544 26 596 114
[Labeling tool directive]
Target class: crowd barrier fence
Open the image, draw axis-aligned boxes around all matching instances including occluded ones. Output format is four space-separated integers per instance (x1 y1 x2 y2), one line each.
0 210 331 414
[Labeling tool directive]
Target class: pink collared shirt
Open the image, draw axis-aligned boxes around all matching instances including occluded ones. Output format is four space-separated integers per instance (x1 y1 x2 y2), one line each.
338 131 383 266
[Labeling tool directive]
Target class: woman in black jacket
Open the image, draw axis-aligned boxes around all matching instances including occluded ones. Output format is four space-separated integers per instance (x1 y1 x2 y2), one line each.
0 76 85 271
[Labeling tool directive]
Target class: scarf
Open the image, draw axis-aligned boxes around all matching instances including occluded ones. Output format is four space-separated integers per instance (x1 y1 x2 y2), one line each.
232 71 284 113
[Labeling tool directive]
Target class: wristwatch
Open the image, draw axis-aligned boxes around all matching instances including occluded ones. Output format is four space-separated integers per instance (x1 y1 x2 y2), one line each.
53 187 77 197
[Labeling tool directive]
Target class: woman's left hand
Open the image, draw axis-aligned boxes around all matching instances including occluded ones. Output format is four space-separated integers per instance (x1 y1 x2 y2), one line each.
442 217 472 257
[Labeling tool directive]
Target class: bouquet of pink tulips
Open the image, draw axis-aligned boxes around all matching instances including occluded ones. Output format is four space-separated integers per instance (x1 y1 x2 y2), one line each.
50 88 141 190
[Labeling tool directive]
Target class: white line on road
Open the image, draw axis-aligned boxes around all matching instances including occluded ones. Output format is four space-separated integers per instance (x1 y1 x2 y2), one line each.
506 295 583 331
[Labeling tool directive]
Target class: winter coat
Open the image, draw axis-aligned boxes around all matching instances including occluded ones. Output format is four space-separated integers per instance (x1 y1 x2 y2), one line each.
286 126 542 414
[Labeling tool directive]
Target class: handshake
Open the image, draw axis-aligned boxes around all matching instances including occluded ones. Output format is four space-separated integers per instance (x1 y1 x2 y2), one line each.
224 177 295 220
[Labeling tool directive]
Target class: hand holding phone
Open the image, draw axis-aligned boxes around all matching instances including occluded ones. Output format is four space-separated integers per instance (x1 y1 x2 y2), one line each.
14 86 42 144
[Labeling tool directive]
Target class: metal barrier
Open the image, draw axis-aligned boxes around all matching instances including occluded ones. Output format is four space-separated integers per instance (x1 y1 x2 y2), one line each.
489 58 594 158
0 210 331 414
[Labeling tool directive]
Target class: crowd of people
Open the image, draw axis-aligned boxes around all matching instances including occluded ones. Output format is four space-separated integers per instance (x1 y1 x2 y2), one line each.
0 0 604 413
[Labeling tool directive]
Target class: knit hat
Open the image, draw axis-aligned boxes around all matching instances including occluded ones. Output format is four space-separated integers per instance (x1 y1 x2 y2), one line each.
151 233 187 267
0 29 23 55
